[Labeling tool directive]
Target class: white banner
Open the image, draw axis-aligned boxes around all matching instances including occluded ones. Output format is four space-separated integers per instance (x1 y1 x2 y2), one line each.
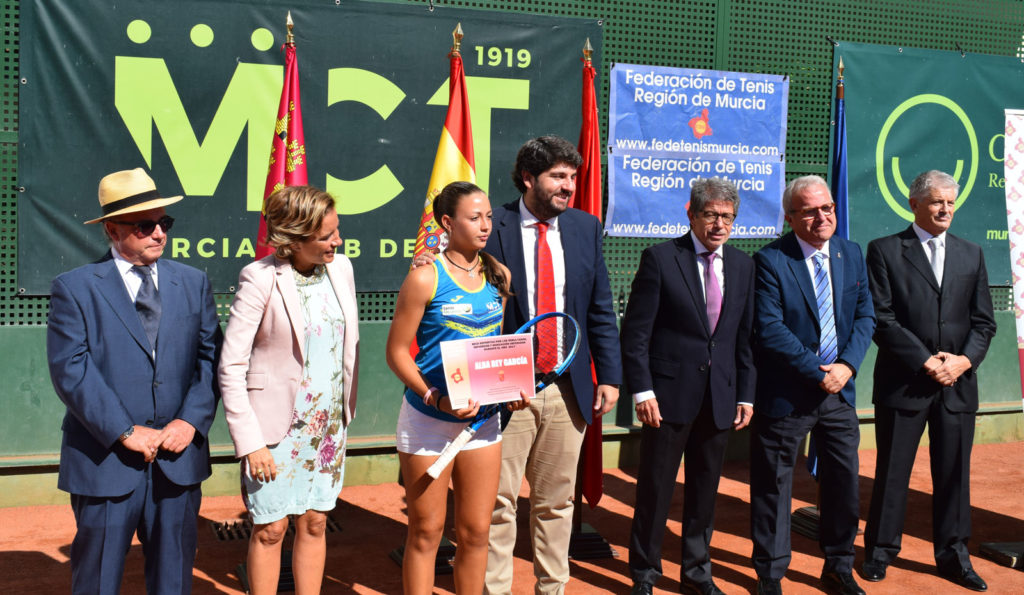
1002 109 1024 409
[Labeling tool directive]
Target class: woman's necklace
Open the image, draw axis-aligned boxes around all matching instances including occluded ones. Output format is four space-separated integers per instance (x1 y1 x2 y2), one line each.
444 251 480 278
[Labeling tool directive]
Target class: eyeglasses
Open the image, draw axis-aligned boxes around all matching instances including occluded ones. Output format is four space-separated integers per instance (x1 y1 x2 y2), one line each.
698 211 736 224
109 215 175 236
789 204 835 220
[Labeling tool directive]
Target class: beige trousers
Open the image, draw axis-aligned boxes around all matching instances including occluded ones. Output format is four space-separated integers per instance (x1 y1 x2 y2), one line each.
484 377 587 595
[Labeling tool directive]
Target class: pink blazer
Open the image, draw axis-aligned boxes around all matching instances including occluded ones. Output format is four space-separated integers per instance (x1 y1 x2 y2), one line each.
219 255 359 457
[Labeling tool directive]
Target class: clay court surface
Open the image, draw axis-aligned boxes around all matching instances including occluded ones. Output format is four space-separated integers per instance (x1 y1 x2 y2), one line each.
2 441 1022 594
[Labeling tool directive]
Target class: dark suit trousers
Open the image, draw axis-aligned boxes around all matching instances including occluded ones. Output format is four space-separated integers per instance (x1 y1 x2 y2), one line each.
750 394 860 578
629 396 730 585
864 400 975 570
70 463 201 595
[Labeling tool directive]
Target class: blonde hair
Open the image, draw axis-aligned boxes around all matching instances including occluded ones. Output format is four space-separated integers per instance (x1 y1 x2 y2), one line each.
262 185 336 259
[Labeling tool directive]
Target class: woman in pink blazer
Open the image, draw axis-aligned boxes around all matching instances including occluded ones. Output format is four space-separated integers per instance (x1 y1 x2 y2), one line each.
219 185 359 595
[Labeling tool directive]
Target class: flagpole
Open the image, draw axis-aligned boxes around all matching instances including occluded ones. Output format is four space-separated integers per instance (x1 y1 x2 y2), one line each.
254 11 308 259
569 37 616 561
394 22 476 570
793 54 849 542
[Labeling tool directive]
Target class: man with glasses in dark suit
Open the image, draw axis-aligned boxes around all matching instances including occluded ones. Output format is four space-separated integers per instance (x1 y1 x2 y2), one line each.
622 177 756 595
748 175 875 595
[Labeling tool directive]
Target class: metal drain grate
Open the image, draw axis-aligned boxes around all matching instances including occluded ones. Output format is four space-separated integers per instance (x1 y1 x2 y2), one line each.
210 515 342 541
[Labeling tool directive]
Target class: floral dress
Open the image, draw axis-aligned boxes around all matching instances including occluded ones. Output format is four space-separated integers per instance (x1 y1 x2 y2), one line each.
244 265 347 524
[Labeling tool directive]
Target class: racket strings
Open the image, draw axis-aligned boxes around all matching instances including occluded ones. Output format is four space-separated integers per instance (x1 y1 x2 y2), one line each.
534 316 560 374
533 317 576 375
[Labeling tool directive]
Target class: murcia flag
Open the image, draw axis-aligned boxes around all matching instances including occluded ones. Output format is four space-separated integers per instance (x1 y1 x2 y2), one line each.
256 15 307 259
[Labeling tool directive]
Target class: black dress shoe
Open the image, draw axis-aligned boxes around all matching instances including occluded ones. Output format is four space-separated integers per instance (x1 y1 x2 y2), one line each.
860 559 887 582
939 566 988 591
680 578 725 595
820 571 865 595
631 582 654 595
756 576 782 595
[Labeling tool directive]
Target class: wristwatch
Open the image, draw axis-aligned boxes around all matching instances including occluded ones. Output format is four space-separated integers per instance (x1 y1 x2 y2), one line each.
118 425 135 443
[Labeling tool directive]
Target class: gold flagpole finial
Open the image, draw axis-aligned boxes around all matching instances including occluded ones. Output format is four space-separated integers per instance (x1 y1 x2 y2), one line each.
286 11 295 45
451 23 464 55
583 38 593 62
836 56 845 99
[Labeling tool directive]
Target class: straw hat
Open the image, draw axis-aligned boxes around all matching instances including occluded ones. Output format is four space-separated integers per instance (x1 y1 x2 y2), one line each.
85 168 183 224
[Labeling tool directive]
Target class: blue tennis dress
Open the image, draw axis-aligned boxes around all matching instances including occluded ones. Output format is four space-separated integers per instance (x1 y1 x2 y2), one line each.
404 258 503 422
244 266 347 524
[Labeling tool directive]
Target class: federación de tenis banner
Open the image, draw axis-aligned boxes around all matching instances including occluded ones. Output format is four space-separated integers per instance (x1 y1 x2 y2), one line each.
18 0 600 293
605 63 788 238
837 41 1022 284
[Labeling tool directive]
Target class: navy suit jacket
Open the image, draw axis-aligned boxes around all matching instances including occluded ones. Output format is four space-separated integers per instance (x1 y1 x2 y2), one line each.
620 233 755 429
485 200 622 424
867 227 996 412
753 233 875 418
47 255 221 497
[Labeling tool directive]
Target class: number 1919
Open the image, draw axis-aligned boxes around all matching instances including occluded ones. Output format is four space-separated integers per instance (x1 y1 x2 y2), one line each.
475 46 531 68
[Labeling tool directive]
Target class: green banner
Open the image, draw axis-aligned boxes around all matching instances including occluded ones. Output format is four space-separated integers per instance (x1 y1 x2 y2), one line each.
836 41 1018 284
18 0 600 293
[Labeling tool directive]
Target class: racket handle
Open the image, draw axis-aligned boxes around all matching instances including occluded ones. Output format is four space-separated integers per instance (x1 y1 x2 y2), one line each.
426 426 477 479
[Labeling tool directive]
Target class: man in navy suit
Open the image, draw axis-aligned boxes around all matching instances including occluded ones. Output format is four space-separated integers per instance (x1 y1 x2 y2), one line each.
862 170 995 591
47 168 220 594
484 136 622 594
621 177 755 595
749 175 875 595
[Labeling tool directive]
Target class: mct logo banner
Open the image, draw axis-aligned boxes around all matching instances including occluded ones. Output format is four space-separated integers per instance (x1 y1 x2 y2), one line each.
18 0 600 293
836 41 1023 285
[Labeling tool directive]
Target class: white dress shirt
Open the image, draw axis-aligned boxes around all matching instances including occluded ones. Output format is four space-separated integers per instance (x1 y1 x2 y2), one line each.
912 222 946 286
518 198 566 318
794 235 832 284
111 248 159 302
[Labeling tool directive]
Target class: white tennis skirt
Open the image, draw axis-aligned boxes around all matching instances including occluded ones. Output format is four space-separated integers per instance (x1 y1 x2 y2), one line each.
395 397 501 456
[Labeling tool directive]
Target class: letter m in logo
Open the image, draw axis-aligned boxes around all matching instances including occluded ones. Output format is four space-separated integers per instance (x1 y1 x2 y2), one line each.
115 56 280 210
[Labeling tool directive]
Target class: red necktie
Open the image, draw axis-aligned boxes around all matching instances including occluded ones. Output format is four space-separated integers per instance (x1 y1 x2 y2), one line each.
535 221 557 373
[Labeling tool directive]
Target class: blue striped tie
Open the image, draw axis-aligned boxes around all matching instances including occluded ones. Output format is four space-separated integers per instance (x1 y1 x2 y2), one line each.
813 252 837 364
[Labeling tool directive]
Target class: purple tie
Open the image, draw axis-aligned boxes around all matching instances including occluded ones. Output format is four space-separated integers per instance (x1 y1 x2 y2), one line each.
702 252 721 332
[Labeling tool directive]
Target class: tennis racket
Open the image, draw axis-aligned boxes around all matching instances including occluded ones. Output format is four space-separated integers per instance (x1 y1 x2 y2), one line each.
425 311 581 479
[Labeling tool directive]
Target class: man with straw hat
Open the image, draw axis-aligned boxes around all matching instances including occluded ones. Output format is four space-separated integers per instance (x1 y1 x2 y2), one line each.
47 168 221 594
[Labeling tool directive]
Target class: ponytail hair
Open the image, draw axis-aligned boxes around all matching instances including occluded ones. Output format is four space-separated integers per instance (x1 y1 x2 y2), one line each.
433 181 512 299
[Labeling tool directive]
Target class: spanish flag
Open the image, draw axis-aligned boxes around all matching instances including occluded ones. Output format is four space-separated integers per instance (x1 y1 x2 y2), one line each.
256 13 308 259
413 24 475 260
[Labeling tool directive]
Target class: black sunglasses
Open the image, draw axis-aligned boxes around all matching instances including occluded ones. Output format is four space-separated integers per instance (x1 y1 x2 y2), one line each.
109 215 175 236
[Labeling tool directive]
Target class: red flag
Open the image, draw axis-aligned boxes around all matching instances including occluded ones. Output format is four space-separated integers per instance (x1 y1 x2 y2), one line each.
414 25 475 261
575 42 605 509
256 30 308 259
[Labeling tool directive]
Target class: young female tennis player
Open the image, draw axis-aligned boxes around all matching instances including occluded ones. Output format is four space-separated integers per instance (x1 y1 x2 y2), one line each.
386 181 527 594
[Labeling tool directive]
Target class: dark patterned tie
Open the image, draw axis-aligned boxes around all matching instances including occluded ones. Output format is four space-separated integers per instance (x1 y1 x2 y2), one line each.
133 265 161 353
